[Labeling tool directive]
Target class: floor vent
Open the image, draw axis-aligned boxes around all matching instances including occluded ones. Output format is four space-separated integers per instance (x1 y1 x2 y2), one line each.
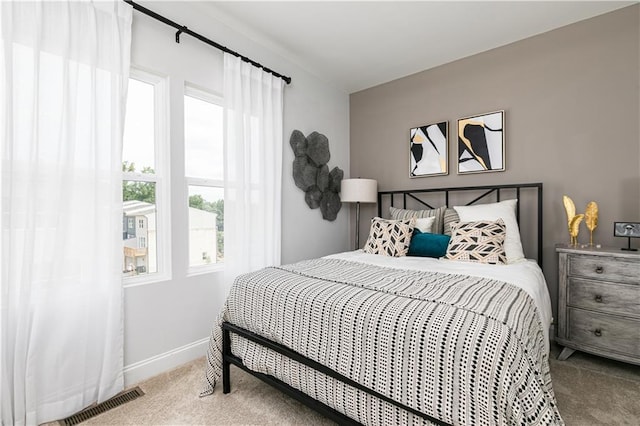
59 386 145 425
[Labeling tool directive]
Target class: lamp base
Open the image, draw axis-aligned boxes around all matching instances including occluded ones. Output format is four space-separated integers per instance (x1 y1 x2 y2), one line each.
354 202 361 250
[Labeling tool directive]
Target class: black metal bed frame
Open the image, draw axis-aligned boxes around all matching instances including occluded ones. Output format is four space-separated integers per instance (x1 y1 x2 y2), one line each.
222 182 543 425
222 322 448 425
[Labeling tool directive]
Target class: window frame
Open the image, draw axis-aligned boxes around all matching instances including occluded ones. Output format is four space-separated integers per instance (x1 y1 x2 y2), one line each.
122 68 172 287
184 83 225 275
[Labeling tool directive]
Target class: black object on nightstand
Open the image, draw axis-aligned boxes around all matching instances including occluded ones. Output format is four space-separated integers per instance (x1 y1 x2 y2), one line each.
614 222 640 251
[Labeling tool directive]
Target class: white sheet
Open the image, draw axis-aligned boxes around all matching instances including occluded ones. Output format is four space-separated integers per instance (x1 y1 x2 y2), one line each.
325 250 553 352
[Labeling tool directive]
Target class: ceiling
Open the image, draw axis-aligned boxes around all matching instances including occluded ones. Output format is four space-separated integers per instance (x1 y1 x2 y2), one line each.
197 1 635 93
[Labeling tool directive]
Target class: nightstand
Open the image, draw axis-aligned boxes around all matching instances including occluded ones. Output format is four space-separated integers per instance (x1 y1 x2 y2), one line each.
556 245 640 365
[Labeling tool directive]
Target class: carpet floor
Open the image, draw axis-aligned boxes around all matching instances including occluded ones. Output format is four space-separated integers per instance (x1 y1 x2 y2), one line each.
64 343 639 425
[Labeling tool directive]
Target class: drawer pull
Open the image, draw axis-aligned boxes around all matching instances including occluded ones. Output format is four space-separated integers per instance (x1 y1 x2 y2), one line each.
594 295 603 303
595 266 604 274
594 329 602 337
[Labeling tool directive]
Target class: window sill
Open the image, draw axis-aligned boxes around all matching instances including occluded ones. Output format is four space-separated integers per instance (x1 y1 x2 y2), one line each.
187 263 224 277
123 271 172 288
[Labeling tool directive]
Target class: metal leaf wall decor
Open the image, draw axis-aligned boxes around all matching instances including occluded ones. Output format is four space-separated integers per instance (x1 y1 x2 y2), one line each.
290 130 343 221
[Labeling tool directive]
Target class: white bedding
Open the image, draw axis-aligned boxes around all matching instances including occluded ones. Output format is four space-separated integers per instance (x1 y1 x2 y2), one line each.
326 250 553 352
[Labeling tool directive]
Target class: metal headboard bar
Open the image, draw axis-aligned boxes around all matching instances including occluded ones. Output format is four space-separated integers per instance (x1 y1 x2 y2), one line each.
466 188 498 208
407 193 434 209
538 184 543 266
376 183 543 267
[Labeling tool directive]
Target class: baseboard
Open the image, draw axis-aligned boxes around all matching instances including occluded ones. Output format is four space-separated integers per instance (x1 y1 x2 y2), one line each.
124 337 209 386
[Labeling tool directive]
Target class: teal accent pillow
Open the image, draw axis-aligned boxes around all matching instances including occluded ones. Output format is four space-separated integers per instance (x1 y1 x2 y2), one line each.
408 230 451 258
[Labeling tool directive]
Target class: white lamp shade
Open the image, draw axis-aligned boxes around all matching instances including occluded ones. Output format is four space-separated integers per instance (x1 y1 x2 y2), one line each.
341 178 377 203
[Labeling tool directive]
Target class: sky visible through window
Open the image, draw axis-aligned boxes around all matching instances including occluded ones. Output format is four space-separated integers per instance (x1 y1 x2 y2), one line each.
185 94 224 180
123 78 155 171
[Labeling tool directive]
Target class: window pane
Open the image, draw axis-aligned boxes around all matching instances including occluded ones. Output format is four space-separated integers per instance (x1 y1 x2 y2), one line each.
184 94 223 180
123 78 155 171
188 185 224 266
123 181 157 276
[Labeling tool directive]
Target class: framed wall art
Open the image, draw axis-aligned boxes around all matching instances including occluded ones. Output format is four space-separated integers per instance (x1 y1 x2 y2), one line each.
457 110 505 174
410 121 448 178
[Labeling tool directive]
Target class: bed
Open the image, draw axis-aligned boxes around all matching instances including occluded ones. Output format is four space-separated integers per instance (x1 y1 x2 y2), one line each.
201 183 563 425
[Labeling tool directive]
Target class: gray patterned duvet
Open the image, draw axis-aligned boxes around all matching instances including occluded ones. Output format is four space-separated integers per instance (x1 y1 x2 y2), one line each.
202 258 563 425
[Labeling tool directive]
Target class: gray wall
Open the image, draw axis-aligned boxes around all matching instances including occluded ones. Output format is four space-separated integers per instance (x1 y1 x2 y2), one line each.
349 5 639 322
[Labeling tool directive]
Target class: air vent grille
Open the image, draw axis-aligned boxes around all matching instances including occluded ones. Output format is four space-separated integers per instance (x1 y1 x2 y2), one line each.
59 386 145 425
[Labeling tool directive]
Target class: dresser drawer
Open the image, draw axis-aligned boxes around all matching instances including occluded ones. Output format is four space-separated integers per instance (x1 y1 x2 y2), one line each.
568 277 640 318
569 255 640 285
568 308 640 357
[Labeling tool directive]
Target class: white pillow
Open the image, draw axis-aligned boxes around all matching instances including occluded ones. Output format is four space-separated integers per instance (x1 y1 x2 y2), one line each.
453 199 525 263
415 216 435 233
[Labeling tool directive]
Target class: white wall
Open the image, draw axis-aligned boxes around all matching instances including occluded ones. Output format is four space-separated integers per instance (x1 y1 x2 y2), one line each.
124 1 350 385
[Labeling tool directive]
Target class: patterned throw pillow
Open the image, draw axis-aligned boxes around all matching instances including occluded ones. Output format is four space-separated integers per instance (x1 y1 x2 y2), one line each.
444 219 507 264
390 206 446 234
453 199 524 264
364 217 415 257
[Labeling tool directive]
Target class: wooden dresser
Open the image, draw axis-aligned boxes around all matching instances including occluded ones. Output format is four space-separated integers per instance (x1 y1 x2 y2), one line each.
556 245 640 365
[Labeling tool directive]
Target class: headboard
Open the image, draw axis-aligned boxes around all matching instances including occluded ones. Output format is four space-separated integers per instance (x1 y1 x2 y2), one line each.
377 183 543 267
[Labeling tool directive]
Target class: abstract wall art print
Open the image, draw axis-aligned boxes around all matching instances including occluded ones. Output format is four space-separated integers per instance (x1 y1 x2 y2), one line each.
410 121 448 178
457 110 505 174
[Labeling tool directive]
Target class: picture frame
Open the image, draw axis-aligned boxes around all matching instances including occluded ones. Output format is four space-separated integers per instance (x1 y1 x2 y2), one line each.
410 121 448 178
457 110 505 174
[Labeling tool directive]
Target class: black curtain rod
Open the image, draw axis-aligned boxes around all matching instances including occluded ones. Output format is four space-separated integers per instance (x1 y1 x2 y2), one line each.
123 0 292 85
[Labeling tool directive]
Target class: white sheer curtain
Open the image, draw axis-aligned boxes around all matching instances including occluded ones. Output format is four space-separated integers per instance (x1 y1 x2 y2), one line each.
0 2 131 424
223 54 284 291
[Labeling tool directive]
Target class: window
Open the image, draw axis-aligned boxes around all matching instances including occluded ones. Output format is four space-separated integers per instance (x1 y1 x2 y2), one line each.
122 70 170 284
184 85 224 270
